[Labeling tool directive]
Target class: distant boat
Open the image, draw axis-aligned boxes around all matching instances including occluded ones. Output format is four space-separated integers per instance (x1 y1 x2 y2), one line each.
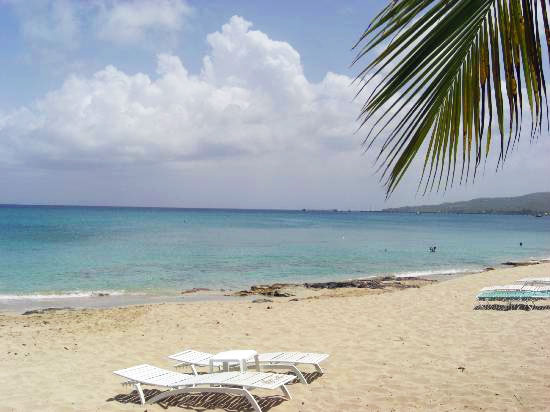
536 213 543 217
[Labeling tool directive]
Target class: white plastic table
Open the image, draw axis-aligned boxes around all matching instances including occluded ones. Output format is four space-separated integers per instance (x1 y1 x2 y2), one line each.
209 350 260 373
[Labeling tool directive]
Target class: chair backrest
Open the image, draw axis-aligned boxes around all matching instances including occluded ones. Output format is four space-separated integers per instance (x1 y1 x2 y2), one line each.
479 284 524 292
113 364 194 386
517 277 550 285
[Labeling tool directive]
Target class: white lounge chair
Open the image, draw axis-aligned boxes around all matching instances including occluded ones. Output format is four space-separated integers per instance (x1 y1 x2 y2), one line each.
113 364 294 412
478 284 526 292
478 284 550 293
168 349 329 384
517 277 550 285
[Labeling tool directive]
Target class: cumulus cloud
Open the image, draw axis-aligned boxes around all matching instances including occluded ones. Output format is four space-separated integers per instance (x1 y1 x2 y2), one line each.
0 16 360 169
95 0 192 45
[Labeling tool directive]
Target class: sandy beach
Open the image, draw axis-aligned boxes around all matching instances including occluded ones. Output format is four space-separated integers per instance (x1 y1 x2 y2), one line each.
1 263 549 412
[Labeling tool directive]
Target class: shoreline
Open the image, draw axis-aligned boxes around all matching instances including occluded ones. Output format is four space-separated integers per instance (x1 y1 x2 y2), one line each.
1 257 548 314
0 292 251 315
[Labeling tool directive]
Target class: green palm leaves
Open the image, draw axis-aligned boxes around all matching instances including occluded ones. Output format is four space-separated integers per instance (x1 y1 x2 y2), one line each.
354 0 548 195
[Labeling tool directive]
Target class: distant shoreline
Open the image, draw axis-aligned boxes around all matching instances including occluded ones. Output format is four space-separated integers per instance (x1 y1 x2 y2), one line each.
383 210 549 216
382 191 550 215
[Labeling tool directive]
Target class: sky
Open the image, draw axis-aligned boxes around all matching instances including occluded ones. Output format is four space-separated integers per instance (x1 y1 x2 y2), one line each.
0 0 548 210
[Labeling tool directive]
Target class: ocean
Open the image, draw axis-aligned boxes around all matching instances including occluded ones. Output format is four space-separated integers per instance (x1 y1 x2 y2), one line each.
1 205 549 300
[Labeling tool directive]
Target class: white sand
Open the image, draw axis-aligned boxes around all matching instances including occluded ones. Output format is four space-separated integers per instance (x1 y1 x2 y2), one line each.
1 263 549 411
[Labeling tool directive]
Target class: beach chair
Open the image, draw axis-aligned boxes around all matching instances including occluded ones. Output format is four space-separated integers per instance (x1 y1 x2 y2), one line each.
478 284 525 293
476 283 550 309
516 277 550 285
113 364 294 412
168 349 329 384
477 283 550 296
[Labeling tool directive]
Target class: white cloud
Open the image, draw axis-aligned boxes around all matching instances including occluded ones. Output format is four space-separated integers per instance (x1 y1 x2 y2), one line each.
95 0 192 45
0 16 360 169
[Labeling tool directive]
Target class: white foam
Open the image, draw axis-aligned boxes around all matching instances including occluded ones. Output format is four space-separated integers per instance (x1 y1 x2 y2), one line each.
392 268 477 278
0 290 132 300
349 268 477 281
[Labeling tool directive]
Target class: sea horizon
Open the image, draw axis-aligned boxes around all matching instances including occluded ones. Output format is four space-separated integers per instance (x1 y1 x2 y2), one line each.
1 203 379 212
1 201 545 215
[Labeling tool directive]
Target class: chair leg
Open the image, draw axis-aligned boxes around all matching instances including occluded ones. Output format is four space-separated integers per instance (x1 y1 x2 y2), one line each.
314 363 324 374
280 384 292 400
191 364 198 375
289 365 307 384
254 354 261 372
242 389 262 412
135 383 145 405
258 363 307 384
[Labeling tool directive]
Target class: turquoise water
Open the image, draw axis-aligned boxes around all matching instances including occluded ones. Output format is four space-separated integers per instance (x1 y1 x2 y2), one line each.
1 205 549 298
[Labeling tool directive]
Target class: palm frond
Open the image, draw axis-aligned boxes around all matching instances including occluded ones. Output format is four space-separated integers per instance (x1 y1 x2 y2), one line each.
353 0 549 196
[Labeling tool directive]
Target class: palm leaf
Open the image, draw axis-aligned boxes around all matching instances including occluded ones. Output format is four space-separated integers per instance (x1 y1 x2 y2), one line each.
353 0 549 196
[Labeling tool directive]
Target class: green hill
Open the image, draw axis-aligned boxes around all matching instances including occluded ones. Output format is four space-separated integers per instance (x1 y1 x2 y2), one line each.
383 192 550 215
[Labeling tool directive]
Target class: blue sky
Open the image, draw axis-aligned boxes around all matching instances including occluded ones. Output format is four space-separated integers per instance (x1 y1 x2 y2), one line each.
0 1 548 209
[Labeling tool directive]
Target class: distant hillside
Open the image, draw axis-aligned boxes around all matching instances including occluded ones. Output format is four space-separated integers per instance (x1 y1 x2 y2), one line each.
383 192 550 215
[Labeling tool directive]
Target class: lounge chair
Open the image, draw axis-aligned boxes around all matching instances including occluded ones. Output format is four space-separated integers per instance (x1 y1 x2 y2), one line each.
516 277 550 285
477 288 550 300
168 349 329 384
476 283 550 308
478 284 526 293
113 364 294 412
477 283 550 298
